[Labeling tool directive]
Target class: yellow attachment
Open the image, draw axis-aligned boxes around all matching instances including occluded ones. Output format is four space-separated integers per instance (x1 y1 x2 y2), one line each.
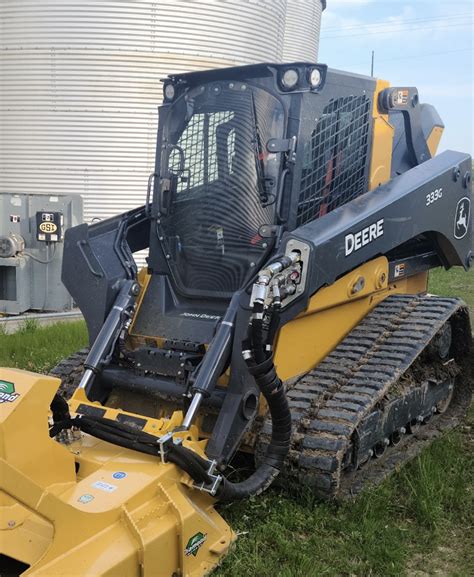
369 79 395 190
0 369 234 576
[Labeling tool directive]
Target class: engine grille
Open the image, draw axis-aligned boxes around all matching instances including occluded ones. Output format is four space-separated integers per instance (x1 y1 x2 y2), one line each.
296 95 371 227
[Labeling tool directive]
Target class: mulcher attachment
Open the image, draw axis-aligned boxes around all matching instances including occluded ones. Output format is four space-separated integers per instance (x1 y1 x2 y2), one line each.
258 294 472 499
0 369 234 577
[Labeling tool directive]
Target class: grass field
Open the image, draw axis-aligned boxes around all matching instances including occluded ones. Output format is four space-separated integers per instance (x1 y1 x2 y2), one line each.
429 267 474 329
0 267 472 576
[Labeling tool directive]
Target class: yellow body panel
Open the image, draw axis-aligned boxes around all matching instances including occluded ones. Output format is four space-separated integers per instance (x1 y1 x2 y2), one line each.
0 370 234 576
128 267 152 342
368 79 395 190
426 125 444 156
274 258 428 382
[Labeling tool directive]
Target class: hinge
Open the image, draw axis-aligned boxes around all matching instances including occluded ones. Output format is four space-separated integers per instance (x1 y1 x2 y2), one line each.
267 136 297 162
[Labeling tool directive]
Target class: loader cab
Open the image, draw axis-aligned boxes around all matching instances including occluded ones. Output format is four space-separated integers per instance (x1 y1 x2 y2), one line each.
150 64 291 298
148 63 377 298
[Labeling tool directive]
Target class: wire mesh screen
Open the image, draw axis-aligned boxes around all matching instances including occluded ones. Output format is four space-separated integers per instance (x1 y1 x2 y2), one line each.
297 95 371 227
169 111 235 193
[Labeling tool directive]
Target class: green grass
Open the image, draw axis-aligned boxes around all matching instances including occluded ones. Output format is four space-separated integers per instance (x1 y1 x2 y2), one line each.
216 418 473 576
0 320 87 374
429 267 474 327
0 266 472 576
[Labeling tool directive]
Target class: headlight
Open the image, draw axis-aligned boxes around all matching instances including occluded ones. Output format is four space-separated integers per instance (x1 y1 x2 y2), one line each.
280 68 299 90
308 68 322 89
163 82 176 101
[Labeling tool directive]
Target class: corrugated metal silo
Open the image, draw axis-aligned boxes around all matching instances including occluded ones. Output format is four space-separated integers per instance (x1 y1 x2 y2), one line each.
283 0 325 62
0 0 325 228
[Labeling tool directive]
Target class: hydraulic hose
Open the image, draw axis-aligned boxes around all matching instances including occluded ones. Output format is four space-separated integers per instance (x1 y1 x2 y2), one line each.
266 303 281 349
50 393 70 423
50 414 213 485
216 352 292 502
215 265 292 501
250 302 266 364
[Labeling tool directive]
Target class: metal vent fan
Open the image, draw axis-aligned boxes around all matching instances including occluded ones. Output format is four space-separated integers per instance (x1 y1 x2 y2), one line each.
0 234 25 258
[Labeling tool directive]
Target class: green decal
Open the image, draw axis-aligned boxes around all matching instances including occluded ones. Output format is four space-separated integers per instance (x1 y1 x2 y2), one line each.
185 532 207 557
0 380 19 404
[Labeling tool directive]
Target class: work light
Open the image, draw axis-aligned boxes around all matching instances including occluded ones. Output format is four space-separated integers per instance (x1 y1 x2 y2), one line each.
280 68 299 90
309 68 322 88
163 82 176 101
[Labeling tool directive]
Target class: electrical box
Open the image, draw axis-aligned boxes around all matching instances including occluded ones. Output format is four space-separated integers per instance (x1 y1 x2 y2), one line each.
36 211 63 242
0 193 83 315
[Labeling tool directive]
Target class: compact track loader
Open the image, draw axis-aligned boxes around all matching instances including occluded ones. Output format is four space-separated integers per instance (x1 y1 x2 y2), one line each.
1 62 472 576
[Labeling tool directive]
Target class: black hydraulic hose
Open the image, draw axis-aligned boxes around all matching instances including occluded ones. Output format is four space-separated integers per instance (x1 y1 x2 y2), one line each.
266 305 281 349
49 416 155 451
50 393 71 423
49 414 212 486
77 421 212 485
79 414 153 444
167 451 211 485
171 441 212 474
216 353 292 502
250 302 266 364
79 420 159 456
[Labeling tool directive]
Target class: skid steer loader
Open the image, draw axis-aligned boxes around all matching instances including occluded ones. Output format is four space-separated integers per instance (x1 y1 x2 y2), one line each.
1 62 472 576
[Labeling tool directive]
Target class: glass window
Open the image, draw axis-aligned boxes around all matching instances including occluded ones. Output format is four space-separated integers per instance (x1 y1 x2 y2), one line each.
158 83 285 296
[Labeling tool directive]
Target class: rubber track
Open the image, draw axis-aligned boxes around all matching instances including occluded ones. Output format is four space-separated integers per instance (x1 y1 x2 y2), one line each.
257 294 471 500
50 348 89 399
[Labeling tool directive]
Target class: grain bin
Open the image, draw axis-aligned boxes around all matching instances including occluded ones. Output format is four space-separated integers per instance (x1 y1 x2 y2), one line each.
0 0 325 226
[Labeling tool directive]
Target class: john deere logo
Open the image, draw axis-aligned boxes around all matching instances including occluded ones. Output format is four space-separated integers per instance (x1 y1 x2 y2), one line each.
454 197 470 240
0 380 19 404
185 532 207 557
39 222 57 233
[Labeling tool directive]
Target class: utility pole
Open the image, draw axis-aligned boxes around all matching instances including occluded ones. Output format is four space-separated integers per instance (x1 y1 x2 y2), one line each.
371 50 375 76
